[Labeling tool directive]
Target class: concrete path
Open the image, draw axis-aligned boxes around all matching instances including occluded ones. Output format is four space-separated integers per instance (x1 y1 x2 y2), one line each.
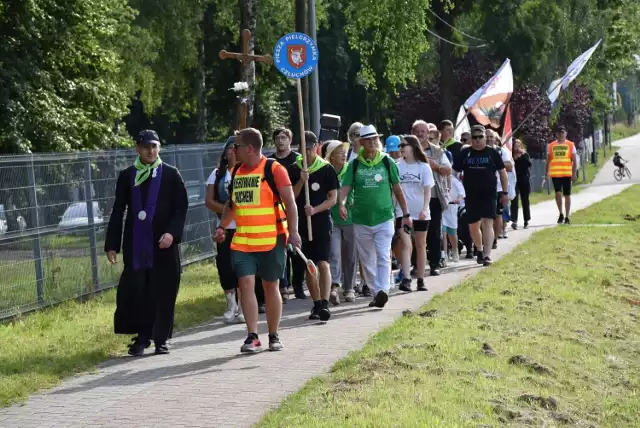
1 135 638 428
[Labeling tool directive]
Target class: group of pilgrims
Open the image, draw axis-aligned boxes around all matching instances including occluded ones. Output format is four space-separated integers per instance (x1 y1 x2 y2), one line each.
107 118 537 355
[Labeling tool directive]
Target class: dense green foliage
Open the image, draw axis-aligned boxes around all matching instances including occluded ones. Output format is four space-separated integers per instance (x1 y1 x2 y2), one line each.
0 0 638 153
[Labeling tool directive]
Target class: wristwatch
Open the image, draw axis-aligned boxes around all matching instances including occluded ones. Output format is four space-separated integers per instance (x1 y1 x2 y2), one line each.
403 213 411 219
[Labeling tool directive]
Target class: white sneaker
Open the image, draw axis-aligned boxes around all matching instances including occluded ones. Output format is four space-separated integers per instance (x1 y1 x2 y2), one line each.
451 252 459 263
223 292 238 324
234 302 245 324
344 290 356 302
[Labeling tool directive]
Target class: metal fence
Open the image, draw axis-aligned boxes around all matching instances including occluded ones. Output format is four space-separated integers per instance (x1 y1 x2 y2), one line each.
0 144 233 320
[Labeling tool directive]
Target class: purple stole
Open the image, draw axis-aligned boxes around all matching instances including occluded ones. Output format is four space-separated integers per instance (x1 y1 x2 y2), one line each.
131 164 163 270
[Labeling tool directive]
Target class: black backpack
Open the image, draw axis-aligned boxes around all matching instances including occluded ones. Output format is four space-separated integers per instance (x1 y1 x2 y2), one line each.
351 156 393 196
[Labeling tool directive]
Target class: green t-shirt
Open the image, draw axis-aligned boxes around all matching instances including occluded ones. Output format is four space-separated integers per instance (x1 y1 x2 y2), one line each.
331 163 353 226
341 150 400 227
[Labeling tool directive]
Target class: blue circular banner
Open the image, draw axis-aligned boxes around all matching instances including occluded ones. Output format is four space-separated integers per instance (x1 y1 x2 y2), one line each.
273 32 319 79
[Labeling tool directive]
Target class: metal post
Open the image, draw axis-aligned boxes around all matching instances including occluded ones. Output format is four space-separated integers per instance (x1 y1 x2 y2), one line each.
83 154 100 292
308 0 321 135
168 145 178 168
27 156 45 305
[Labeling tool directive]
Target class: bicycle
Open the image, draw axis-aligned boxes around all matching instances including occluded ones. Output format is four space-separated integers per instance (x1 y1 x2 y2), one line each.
613 162 632 181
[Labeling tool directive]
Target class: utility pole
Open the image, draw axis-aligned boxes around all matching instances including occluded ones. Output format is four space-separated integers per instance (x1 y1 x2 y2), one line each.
308 0 321 135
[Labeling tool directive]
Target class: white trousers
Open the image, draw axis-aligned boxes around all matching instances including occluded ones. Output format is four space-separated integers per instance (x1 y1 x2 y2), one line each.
354 220 394 296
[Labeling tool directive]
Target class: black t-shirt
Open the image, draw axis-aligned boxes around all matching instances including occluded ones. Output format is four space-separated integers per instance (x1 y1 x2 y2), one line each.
287 161 339 231
453 146 505 197
270 151 299 169
445 141 463 164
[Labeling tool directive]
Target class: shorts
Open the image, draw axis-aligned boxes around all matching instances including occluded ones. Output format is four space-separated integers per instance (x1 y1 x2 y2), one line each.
232 234 287 282
465 194 497 224
552 177 572 196
442 225 457 236
496 193 505 216
395 218 429 232
301 231 331 263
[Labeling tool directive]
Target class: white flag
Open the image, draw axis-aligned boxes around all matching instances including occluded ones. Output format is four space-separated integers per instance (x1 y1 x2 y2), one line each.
463 59 513 128
454 106 470 141
547 39 601 104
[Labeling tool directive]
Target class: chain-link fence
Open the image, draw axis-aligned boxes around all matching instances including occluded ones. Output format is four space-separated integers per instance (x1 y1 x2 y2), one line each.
0 144 238 320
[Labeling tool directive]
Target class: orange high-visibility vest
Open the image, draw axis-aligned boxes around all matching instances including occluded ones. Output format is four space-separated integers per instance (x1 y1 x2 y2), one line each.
548 140 575 178
231 157 288 252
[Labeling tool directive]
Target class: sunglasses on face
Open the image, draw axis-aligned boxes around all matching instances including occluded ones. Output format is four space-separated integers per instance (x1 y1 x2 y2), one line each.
471 135 484 140
461 138 468 143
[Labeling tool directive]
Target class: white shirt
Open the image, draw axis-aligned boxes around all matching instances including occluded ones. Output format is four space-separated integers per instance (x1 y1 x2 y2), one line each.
394 159 435 220
207 168 236 229
495 146 512 192
442 176 465 229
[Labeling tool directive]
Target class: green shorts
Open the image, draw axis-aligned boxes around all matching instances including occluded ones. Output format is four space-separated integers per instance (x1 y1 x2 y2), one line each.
232 234 287 282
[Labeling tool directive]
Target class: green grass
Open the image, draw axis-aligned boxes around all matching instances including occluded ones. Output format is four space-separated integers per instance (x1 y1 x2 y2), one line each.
259 186 640 428
529 144 619 205
612 122 640 142
0 262 226 407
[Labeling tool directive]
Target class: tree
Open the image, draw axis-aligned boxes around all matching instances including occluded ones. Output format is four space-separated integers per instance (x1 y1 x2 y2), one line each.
0 0 136 153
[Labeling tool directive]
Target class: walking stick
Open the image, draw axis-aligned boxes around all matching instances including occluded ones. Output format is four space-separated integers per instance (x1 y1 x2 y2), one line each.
289 244 318 278
296 78 313 241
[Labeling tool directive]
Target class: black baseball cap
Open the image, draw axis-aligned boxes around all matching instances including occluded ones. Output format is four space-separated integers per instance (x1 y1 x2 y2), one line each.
137 130 161 145
304 131 319 146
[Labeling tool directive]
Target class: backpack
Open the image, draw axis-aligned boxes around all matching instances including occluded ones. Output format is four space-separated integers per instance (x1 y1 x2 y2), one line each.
229 158 284 209
351 156 393 196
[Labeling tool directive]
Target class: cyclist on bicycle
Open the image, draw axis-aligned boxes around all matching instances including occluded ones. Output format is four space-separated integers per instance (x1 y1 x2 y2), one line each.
613 152 627 171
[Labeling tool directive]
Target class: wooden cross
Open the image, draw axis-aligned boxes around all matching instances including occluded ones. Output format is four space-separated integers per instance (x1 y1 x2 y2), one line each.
219 29 273 129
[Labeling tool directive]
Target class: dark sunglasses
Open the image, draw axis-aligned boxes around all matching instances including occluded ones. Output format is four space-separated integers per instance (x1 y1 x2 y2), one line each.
461 138 468 143
399 143 409 148
471 135 484 140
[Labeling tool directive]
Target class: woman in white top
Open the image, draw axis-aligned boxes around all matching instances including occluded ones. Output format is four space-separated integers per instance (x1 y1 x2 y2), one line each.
394 135 434 292
205 137 244 324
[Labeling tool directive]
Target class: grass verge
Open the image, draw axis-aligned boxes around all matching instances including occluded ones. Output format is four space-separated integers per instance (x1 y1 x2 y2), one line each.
529 144 619 205
259 186 640 428
612 122 639 142
0 262 225 407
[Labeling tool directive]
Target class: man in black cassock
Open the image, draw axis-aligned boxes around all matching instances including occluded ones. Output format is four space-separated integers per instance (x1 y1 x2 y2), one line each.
105 130 188 356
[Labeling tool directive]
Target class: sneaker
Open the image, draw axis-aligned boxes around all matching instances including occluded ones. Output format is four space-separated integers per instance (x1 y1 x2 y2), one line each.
492 240 498 250
524 221 529 229
223 292 238 324
483 257 493 266
309 302 321 320
439 258 447 268
258 303 266 314
344 290 356 302
564 217 571 225
294 289 307 300
511 222 518 230
417 278 427 292
394 270 404 284
451 252 460 263
466 250 474 259
361 284 372 297
241 333 262 353
374 290 389 308
268 333 284 351
477 251 484 265
154 343 170 355
319 300 331 321
128 337 151 357
329 287 340 306
235 304 245 324
557 213 565 224
280 287 289 304
502 231 508 239
399 278 412 292
430 268 440 276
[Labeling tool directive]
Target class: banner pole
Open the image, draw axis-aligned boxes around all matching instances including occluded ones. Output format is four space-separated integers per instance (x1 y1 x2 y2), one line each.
296 78 313 241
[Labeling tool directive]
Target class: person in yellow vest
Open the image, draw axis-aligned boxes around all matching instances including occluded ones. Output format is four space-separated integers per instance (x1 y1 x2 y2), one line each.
214 128 302 353
545 125 577 224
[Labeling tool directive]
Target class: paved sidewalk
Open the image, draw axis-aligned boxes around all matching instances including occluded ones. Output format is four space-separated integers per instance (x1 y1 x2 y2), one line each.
1 137 638 428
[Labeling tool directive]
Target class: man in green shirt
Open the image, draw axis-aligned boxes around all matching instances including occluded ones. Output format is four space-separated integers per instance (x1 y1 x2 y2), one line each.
339 125 412 308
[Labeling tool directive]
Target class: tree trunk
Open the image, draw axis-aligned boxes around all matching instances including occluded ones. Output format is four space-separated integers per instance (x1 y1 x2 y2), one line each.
196 17 207 144
240 0 257 127
434 8 454 121
295 0 310 130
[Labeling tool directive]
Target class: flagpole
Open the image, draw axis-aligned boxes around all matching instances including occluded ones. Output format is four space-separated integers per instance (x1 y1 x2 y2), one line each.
454 108 472 132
